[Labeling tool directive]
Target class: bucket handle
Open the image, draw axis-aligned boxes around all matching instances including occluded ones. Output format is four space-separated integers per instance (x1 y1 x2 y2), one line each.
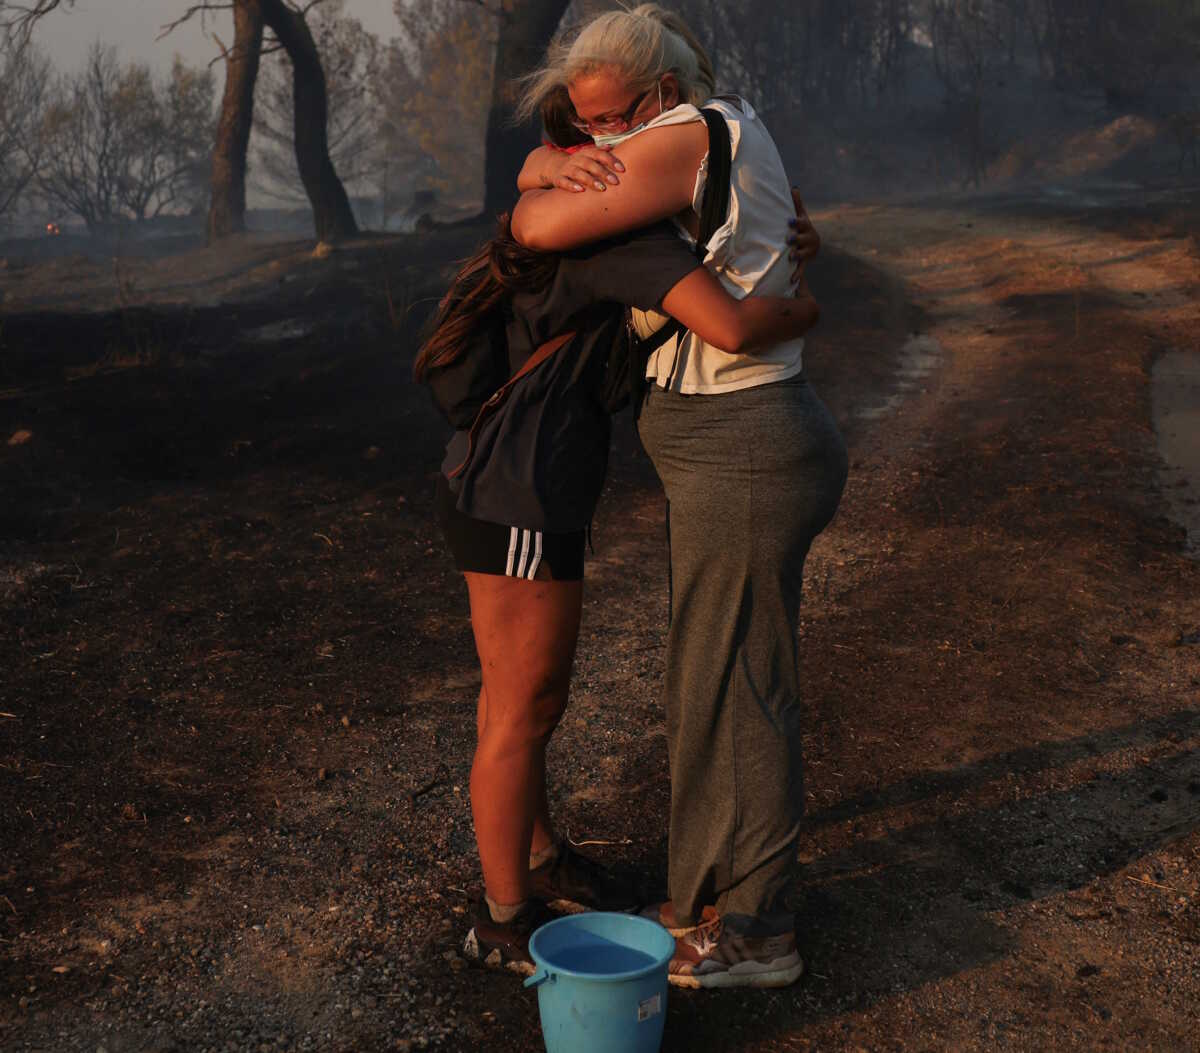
523 969 555 989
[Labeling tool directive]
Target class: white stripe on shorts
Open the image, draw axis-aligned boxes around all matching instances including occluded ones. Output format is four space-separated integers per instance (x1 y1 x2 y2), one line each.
505 527 519 577
526 531 543 580
515 529 532 578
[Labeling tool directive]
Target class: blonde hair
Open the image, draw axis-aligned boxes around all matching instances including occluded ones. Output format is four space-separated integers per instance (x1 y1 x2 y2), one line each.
516 4 716 123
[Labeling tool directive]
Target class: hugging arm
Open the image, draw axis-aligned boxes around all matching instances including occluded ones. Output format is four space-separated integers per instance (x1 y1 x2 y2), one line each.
512 123 708 250
660 269 819 354
517 144 822 276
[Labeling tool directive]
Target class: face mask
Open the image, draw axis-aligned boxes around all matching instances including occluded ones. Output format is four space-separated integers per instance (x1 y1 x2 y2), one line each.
590 82 664 149
591 124 649 149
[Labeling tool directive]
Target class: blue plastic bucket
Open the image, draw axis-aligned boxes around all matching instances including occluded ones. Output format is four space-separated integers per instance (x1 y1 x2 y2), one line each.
524 912 675 1053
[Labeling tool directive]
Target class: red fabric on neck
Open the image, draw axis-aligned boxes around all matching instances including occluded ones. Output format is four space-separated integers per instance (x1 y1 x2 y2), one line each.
542 139 591 155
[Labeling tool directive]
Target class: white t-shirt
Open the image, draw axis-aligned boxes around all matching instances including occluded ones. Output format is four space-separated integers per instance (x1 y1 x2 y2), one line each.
636 96 805 394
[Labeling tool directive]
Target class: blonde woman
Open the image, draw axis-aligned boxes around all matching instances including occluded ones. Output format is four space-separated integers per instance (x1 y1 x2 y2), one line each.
510 5 847 989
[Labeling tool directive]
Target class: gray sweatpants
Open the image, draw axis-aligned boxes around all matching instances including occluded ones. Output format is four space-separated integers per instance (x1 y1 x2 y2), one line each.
637 373 847 933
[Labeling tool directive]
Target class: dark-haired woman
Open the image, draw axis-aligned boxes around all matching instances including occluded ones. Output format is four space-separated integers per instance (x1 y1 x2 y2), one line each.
419 97 821 976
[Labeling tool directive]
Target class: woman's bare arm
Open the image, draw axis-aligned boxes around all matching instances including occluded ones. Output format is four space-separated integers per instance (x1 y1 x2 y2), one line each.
660 268 819 355
512 122 708 250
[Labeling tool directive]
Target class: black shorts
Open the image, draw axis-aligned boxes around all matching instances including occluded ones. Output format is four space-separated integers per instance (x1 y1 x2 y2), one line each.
435 475 586 582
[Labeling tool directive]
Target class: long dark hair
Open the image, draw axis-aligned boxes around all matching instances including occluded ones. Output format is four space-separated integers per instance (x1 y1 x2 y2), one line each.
540 83 592 151
414 87 590 381
413 213 558 381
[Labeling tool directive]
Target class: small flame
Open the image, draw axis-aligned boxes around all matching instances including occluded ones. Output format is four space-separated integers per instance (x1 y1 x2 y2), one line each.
46 222 61 236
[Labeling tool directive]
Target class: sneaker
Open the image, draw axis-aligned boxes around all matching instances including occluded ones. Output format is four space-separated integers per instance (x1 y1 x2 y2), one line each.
461 898 555 977
529 842 644 914
668 907 804 989
640 900 701 937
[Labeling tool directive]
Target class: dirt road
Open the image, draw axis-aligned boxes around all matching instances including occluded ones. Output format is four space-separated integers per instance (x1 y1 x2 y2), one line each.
2 191 1199 1051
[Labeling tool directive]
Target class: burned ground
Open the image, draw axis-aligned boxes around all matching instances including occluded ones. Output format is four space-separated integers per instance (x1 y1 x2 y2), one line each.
2 189 1199 1051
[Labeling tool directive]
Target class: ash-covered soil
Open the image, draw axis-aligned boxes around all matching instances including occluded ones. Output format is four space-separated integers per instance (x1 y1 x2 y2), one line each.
2 190 1199 1052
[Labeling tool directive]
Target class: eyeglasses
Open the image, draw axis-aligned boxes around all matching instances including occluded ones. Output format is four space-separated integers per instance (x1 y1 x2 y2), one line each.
570 82 660 135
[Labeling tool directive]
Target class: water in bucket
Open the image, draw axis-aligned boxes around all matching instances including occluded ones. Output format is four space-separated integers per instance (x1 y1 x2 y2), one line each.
525 912 675 1053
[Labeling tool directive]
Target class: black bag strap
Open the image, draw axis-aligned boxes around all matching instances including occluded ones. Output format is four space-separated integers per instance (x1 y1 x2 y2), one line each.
446 329 577 479
634 106 733 395
696 106 733 255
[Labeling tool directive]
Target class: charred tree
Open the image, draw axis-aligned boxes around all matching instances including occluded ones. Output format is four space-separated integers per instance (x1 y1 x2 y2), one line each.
17 0 359 242
482 0 570 216
208 0 263 241
259 0 358 242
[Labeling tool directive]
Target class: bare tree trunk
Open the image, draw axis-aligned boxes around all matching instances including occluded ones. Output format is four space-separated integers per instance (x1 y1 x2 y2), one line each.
482 0 571 216
260 0 358 243
208 0 263 241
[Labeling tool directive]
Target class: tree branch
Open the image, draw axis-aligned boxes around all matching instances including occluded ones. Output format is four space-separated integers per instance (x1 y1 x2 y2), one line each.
0 0 71 41
157 2 235 43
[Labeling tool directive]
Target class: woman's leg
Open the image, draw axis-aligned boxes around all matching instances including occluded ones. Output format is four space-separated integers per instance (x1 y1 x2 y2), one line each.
475 685 558 862
465 571 583 909
639 377 847 932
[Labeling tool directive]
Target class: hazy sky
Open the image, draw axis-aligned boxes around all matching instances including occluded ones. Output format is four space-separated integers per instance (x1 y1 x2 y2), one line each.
32 0 400 73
